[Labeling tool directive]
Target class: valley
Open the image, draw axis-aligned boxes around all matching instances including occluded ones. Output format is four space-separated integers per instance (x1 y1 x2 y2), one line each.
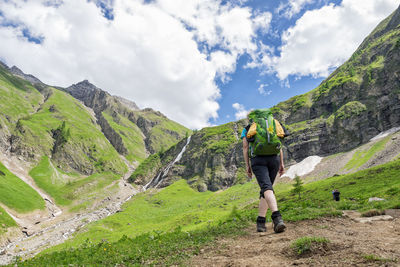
0 3 399 266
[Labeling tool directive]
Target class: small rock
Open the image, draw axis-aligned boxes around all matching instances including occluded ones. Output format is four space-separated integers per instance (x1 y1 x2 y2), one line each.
342 210 361 219
368 197 385 202
22 230 35 237
259 232 267 237
354 215 393 223
0 249 6 255
385 209 400 218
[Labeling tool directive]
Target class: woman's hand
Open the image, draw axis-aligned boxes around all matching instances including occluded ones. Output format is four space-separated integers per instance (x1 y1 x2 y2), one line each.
246 165 252 178
279 164 285 176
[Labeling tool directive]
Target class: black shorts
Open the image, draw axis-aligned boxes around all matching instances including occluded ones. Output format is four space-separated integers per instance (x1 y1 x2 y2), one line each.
251 155 280 198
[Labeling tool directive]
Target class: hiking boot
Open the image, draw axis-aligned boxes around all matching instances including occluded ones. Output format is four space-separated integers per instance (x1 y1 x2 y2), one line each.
271 211 286 233
256 216 267 232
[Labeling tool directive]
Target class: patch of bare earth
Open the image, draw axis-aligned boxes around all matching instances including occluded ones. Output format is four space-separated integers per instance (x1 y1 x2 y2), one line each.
189 216 400 266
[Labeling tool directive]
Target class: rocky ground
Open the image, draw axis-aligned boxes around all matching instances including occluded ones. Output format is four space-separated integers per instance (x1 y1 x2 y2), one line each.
189 211 400 266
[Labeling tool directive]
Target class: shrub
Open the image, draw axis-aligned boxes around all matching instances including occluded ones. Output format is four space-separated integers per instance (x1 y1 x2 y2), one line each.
291 175 304 200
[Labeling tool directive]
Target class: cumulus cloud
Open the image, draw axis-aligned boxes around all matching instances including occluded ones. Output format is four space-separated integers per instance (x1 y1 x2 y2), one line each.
0 0 271 129
232 103 249 120
251 0 399 80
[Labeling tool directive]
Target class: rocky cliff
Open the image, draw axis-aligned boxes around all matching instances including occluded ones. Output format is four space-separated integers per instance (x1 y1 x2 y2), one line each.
66 80 189 160
273 5 400 163
130 121 248 191
132 5 400 191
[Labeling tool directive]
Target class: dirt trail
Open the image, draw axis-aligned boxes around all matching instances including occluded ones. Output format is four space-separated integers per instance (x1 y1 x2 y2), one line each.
0 156 138 265
190 214 400 266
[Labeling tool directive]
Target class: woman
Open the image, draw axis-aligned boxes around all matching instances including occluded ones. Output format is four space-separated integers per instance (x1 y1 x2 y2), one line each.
241 114 286 233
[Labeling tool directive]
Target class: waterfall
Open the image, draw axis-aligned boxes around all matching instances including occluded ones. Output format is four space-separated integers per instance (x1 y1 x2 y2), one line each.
144 136 191 190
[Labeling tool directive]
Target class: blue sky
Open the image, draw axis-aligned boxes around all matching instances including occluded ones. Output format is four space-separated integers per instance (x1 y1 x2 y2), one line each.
0 0 398 128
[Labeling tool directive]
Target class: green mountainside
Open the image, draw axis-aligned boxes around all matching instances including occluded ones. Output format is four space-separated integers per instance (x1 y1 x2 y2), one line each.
273 6 400 161
65 80 190 163
130 6 400 192
0 62 189 230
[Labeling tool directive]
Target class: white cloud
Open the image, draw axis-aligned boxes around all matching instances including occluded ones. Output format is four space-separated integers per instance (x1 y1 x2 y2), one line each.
252 0 399 80
276 0 316 19
0 0 272 129
257 84 272 96
232 103 249 120
252 11 272 33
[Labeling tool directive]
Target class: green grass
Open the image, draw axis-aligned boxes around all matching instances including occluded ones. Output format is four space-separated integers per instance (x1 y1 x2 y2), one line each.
133 109 190 154
335 101 367 119
363 254 397 263
200 122 239 154
0 65 43 128
13 208 251 266
128 153 161 183
16 88 127 175
102 112 147 163
0 161 45 213
344 136 390 170
42 179 260 253
290 236 330 255
0 206 17 234
16 159 400 266
29 156 120 207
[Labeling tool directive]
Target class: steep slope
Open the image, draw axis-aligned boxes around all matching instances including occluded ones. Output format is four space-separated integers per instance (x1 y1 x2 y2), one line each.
131 5 400 191
130 120 248 191
65 81 190 163
273 5 400 162
10 86 127 175
0 64 43 152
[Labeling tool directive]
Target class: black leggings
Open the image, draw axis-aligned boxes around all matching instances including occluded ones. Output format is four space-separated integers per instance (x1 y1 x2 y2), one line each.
251 155 280 198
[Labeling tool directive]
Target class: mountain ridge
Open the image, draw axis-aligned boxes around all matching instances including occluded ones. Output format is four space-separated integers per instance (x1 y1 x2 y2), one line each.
131 5 400 192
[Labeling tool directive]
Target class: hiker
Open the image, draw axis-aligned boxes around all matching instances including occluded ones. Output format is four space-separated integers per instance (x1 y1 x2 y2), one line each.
332 189 340 201
241 109 288 233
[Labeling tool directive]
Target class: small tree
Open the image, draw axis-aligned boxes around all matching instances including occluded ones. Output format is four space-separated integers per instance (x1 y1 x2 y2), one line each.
292 175 304 200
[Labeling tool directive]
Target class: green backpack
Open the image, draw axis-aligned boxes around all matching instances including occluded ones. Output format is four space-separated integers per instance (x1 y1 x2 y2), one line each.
247 109 282 157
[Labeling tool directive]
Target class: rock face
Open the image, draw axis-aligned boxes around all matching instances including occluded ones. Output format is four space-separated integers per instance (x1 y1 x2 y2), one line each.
65 81 188 157
9 66 43 84
272 6 400 163
133 121 248 192
134 5 400 191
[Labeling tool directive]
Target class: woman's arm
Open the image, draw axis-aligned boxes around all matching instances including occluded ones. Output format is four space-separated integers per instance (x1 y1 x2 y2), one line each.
279 148 285 176
242 138 252 178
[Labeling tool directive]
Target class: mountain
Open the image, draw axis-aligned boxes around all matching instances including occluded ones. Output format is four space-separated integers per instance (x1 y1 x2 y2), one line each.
0 65 189 172
131 5 400 192
274 6 400 162
65 80 190 162
0 62 190 236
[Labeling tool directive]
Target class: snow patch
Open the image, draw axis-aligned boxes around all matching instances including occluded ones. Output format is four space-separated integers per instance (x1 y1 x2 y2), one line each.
282 156 323 179
370 127 400 142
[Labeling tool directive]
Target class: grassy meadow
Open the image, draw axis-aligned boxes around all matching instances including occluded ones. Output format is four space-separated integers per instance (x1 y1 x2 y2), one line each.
13 158 400 266
0 162 45 214
29 156 121 211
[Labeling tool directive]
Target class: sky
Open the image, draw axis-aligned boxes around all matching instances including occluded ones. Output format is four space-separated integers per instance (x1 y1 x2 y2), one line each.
0 0 399 129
